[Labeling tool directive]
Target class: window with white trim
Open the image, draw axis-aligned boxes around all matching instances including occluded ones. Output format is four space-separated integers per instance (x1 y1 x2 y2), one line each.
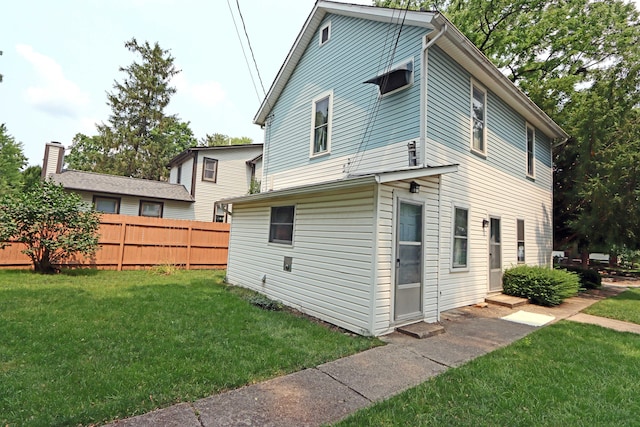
471 84 487 155
269 206 295 244
139 200 163 218
310 91 332 156
526 124 535 177
202 157 218 182
452 207 469 268
319 22 331 45
517 219 525 263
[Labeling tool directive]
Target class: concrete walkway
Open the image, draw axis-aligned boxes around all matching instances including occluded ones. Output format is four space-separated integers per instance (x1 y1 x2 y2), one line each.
104 285 636 427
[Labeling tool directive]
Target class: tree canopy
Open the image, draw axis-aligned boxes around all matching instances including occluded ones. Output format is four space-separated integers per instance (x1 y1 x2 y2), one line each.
0 124 27 197
67 38 196 181
200 133 253 147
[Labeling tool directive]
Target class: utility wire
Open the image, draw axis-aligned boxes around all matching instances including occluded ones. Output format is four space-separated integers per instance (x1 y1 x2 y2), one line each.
226 0 262 104
348 2 412 174
235 0 268 97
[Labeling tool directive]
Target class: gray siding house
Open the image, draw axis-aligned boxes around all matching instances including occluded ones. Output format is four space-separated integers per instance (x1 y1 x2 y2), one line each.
224 2 568 336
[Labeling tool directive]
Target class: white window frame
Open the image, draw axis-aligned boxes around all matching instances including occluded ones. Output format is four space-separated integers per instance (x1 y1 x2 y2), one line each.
319 21 331 46
517 218 525 263
309 90 333 158
526 123 535 178
451 205 470 270
202 157 218 182
269 205 295 245
470 81 487 156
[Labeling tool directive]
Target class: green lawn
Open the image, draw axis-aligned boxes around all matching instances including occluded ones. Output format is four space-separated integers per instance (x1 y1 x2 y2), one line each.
0 269 379 427
336 322 640 427
583 287 640 325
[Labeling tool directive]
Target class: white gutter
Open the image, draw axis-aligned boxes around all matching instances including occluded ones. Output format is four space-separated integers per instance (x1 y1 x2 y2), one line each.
420 23 448 166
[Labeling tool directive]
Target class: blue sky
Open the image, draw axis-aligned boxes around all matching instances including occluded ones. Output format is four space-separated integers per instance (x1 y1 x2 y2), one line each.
2 0 638 167
1 0 371 166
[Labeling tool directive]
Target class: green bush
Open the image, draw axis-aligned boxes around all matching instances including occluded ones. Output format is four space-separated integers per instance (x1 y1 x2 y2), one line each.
560 265 602 289
503 265 580 306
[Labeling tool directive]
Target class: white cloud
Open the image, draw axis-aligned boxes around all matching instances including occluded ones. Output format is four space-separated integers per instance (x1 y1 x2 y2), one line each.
16 44 90 118
171 70 225 108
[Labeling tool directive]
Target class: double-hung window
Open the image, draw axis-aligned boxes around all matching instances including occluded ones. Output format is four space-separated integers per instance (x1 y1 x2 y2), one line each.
269 206 295 244
93 196 120 214
202 158 218 182
310 91 332 157
471 83 487 155
526 124 535 177
517 219 525 263
452 207 469 268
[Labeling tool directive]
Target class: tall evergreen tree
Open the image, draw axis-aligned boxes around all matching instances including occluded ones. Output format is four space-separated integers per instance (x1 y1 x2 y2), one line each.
69 38 196 181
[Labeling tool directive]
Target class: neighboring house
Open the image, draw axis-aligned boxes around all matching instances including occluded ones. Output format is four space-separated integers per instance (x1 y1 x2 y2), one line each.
167 144 263 222
42 142 195 219
224 2 568 336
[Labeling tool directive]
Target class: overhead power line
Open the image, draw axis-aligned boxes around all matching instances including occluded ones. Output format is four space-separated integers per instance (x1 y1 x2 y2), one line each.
226 0 262 104
234 0 268 98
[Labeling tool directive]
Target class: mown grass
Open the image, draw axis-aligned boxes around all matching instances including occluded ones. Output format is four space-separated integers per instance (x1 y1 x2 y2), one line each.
583 287 640 325
336 322 640 427
0 269 379 427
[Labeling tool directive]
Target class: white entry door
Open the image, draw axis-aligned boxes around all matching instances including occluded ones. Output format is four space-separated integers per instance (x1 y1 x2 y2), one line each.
394 201 423 321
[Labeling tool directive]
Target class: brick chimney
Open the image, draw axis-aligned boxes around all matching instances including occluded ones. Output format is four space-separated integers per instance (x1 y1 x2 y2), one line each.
41 142 65 179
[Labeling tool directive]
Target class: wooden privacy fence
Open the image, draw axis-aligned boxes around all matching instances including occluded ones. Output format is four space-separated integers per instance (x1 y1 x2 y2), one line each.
0 214 230 270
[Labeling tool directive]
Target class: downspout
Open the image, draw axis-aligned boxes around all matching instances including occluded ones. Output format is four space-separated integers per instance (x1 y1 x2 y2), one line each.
420 22 448 166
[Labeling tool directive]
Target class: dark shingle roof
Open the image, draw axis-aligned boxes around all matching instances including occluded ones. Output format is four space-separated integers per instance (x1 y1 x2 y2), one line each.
49 170 194 202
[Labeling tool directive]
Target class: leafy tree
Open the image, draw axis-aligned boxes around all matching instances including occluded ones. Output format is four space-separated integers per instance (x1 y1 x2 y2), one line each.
200 133 253 147
68 38 196 181
21 165 42 192
0 124 27 197
0 180 101 274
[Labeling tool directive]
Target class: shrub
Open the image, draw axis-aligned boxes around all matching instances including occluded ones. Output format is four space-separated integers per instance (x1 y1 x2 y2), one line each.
560 265 602 289
503 265 580 306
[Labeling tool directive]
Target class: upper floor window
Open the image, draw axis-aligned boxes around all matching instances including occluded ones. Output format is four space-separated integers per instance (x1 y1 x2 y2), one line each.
526 124 535 177
452 206 469 269
176 165 182 184
93 196 120 214
319 22 331 45
269 205 295 245
471 83 487 155
202 157 218 182
310 91 332 157
139 200 163 218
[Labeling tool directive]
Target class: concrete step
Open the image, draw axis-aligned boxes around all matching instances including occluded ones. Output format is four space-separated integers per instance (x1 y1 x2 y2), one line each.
485 294 529 308
396 322 445 339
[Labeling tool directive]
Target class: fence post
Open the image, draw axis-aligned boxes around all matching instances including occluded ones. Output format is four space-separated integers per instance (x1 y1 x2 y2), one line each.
117 218 127 271
186 226 192 270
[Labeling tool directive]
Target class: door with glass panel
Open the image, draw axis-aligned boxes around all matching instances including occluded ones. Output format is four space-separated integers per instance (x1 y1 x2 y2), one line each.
394 201 423 321
489 217 502 291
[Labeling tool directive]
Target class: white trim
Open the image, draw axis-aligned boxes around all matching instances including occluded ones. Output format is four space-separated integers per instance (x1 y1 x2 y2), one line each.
309 90 333 158
319 21 331 46
470 79 487 157
450 203 470 272
526 122 536 179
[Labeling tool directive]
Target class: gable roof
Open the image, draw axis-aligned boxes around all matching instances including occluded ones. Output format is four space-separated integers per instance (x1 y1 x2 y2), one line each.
254 1 568 140
167 143 264 167
49 170 194 202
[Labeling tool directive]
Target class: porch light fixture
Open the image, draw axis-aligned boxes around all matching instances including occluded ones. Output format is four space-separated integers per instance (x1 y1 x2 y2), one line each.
482 219 489 229
409 181 420 194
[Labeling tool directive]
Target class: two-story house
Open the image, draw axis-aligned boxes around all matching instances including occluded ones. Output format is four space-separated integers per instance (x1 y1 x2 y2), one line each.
224 2 568 336
167 144 263 222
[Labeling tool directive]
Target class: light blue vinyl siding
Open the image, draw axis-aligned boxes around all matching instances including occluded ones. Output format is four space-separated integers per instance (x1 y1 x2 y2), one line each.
265 14 428 175
426 45 552 191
